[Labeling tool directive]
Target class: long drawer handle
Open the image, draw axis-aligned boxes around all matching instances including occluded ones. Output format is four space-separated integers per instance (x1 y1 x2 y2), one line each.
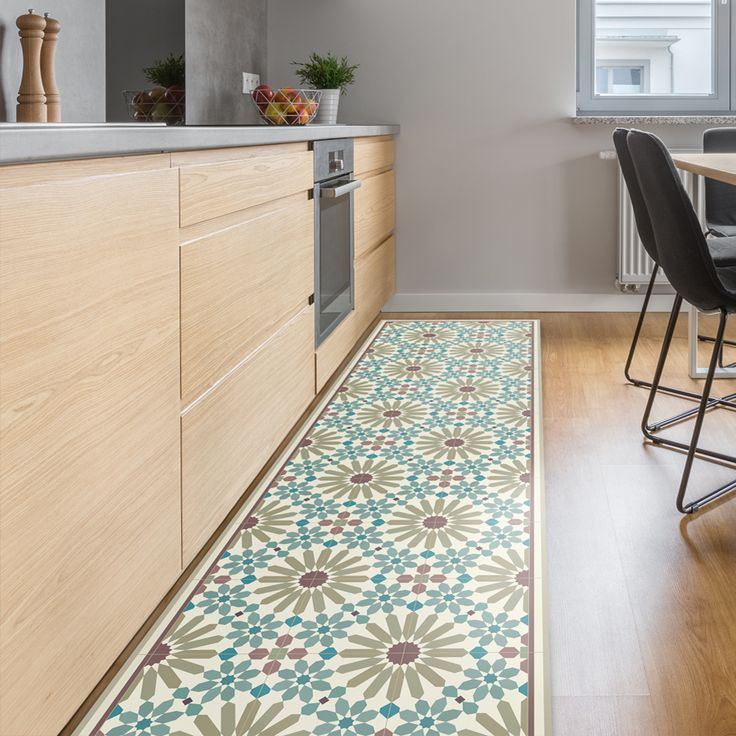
320 179 362 198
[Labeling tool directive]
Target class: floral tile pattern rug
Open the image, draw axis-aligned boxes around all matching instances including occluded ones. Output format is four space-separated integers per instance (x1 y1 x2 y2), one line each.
78 319 545 736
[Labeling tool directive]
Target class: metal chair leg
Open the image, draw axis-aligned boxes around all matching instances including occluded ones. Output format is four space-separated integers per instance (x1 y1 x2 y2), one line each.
641 298 736 468
675 311 736 514
625 267 736 418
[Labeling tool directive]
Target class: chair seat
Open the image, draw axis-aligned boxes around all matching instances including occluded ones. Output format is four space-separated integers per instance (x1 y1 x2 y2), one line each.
707 235 736 266
716 265 736 299
707 223 736 237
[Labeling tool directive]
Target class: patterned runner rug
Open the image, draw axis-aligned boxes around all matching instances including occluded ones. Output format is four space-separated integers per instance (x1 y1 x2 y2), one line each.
79 319 545 736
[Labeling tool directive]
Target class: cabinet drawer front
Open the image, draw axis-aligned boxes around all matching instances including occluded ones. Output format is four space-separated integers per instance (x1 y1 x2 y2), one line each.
315 236 396 392
179 148 313 227
181 194 314 403
181 306 315 565
356 235 396 329
354 136 394 176
355 169 395 260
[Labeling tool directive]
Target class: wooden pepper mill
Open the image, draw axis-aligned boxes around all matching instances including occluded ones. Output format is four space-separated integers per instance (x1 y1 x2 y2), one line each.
16 9 47 122
41 13 61 122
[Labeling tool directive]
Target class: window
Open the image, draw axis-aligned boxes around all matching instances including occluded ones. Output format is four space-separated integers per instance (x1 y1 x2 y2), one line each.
577 0 732 114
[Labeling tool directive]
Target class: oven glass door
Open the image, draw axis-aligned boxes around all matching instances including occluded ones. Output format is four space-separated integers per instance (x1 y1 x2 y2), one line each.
316 175 354 344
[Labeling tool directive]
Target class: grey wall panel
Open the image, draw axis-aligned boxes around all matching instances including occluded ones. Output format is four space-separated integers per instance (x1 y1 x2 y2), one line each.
185 0 266 125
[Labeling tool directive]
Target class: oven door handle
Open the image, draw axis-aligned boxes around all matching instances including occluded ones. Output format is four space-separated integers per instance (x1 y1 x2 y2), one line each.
320 179 362 198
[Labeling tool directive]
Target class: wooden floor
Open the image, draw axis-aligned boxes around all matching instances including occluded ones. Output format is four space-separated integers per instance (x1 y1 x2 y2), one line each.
385 311 736 736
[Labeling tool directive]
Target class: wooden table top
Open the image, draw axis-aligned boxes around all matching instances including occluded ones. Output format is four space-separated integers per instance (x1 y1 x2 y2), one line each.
672 152 736 186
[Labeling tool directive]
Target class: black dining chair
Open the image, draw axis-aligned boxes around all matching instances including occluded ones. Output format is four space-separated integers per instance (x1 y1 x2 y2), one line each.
702 128 736 367
703 127 736 237
627 129 736 513
613 128 736 429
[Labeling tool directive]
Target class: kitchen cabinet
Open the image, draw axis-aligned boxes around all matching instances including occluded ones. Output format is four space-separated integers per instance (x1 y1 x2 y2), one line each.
0 133 394 736
181 306 315 564
180 192 313 404
177 143 316 565
0 155 181 736
316 137 397 391
177 143 313 227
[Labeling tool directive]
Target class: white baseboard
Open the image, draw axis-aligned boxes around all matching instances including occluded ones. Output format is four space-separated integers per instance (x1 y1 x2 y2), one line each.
384 292 680 313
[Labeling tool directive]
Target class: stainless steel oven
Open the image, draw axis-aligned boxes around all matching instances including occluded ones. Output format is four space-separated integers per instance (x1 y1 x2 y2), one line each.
313 139 362 346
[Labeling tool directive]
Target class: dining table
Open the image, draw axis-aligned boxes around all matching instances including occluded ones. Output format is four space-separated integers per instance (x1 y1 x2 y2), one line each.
671 152 736 379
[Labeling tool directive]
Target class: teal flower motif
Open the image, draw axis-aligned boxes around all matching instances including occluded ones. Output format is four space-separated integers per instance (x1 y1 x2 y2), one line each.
341 523 385 551
481 524 524 550
106 699 182 736
220 548 275 577
273 659 334 702
281 525 328 550
295 611 353 647
424 582 475 615
483 497 526 521
356 581 410 614
314 698 379 736
373 547 419 575
191 659 258 703
395 699 461 736
468 610 521 647
225 609 282 647
460 658 521 701
299 496 343 519
196 582 251 617
433 547 480 574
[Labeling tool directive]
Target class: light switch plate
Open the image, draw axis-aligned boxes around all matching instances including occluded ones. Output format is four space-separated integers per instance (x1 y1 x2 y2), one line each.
242 72 261 94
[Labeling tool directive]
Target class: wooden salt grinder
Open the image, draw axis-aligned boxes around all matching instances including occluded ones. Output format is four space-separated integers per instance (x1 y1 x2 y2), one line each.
41 13 61 122
16 9 47 122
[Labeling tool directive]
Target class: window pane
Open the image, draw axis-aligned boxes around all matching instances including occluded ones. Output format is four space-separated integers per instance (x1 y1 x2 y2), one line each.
594 0 713 95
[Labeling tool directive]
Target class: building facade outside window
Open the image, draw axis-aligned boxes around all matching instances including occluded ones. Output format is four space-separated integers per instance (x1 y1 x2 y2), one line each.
577 0 731 113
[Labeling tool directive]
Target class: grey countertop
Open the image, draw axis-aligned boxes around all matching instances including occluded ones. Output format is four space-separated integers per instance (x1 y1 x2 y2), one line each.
0 123 400 165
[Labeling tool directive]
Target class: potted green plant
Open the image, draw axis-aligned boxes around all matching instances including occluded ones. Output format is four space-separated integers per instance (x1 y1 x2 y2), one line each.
291 52 359 125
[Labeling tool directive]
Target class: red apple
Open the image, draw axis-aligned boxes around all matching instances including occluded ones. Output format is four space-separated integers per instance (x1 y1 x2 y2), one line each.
252 84 274 110
274 87 301 105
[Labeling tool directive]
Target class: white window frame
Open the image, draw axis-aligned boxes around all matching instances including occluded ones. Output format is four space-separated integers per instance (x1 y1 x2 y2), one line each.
577 0 732 114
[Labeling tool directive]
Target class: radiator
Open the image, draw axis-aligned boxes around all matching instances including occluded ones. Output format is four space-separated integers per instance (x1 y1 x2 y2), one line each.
616 162 704 292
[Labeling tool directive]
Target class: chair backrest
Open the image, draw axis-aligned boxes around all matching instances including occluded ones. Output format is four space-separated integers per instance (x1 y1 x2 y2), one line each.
612 127 658 264
627 129 729 312
703 127 736 228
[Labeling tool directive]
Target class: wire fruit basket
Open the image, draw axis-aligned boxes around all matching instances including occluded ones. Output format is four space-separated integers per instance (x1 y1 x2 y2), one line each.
250 87 322 126
124 88 185 126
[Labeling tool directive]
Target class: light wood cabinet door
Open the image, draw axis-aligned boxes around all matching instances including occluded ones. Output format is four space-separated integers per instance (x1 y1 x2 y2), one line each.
355 170 395 260
181 306 315 565
0 159 181 736
181 193 314 403
354 136 395 176
315 236 396 392
178 144 313 227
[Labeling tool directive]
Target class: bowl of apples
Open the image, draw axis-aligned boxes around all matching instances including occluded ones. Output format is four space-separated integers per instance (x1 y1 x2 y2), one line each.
251 86 322 126
124 87 185 125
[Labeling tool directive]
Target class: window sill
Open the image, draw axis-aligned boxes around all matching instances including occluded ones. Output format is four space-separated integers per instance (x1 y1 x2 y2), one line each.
573 114 736 125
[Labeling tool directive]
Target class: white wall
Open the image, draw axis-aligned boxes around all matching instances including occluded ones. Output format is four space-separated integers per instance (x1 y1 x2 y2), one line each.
268 0 712 311
0 0 105 122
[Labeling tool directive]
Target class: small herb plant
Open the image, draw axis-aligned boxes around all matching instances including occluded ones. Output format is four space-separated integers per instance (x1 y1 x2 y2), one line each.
143 53 185 88
292 52 359 94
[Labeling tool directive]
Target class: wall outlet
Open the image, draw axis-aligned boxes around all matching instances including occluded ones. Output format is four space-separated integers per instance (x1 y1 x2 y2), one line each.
242 72 261 94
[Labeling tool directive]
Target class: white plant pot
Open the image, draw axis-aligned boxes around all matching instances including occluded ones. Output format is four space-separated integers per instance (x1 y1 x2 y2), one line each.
314 89 340 125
